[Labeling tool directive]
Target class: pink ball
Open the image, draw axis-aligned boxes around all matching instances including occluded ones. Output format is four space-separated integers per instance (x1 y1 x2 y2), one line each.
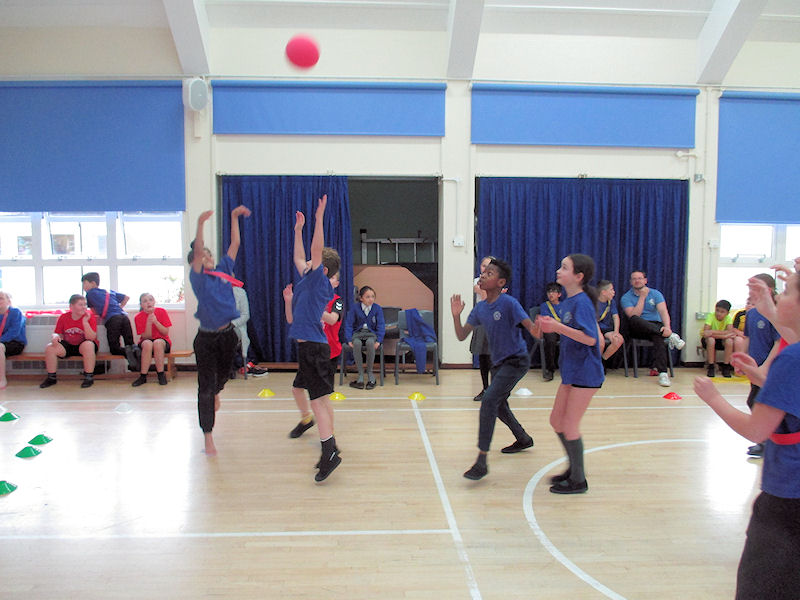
285 35 320 69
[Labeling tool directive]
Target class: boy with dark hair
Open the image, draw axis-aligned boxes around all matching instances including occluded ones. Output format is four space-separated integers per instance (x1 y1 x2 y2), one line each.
451 257 539 480
702 299 735 377
289 195 343 482
539 281 563 381
81 272 139 372
40 294 98 389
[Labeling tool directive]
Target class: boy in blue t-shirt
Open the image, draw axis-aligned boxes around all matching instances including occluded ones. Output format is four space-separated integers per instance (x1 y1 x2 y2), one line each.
188 205 251 457
538 282 562 381
81 272 139 372
289 195 342 482
596 280 624 362
451 258 539 481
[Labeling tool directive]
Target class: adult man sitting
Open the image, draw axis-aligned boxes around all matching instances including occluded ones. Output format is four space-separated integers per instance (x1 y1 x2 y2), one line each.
620 270 685 387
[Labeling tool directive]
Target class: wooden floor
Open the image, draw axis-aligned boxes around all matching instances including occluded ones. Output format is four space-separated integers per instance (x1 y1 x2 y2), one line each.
0 366 760 599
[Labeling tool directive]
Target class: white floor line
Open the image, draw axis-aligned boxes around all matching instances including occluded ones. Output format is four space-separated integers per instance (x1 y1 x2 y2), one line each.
411 398 482 600
0 528 451 541
522 438 706 600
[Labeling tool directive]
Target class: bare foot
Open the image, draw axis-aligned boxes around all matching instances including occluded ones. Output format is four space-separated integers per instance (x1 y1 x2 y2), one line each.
214 394 220 412
204 432 217 456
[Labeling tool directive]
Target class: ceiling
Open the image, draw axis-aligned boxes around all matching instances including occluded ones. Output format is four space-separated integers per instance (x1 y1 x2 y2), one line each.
2 0 800 81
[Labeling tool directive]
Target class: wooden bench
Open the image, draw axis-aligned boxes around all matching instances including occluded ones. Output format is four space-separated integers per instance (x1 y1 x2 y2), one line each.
7 350 194 381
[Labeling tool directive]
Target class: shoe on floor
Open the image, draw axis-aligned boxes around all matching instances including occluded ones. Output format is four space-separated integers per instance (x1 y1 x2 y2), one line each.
39 377 57 389
658 372 671 387
721 363 733 378
365 380 376 390
463 462 488 480
81 374 94 388
649 368 659 377
747 443 764 458
247 364 268 377
157 372 168 385
349 380 365 389
289 418 315 439
668 333 686 350
549 479 588 494
132 374 147 387
315 450 342 482
543 369 554 382
706 364 715 378
473 390 485 402
124 345 141 372
549 469 571 484
501 437 534 454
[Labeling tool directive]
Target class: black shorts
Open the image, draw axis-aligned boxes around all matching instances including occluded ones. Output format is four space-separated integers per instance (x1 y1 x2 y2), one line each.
293 341 334 400
60 340 98 357
701 337 726 351
2 340 24 357
139 339 171 354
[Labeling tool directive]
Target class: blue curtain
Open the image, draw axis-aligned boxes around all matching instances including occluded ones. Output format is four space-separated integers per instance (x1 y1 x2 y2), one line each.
221 175 352 362
477 177 689 344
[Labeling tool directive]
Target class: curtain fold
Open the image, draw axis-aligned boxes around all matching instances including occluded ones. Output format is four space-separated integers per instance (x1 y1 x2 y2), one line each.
221 175 352 362
476 177 688 343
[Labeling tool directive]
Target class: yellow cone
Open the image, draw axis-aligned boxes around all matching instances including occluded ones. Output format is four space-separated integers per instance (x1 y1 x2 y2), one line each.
330 392 346 402
257 388 275 398
409 392 426 402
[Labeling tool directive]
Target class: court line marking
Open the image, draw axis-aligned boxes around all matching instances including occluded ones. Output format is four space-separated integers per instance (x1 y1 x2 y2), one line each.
0 528 451 541
411 397 482 600
522 438 706 600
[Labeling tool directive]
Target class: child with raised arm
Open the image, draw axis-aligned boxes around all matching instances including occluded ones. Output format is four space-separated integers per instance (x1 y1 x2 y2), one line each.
451 258 538 481
188 205 251 456
343 285 385 390
132 293 172 387
40 294 98 389
695 271 800 600
0 291 26 389
538 254 604 495
287 196 343 482
81 272 139 372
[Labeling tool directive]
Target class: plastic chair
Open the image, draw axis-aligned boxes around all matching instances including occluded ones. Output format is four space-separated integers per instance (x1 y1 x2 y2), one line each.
629 338 674 378
339 340 384 386
394 309 439 385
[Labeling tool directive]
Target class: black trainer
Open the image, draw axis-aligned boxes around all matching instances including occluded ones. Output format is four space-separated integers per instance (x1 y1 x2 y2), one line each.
543 369 554 382
501 437 534 454
289 418 315 439
706 364 715 378
157 372 168 385
473 390 484 402
315 450 342 482
124 345 141 372
132 374 147 387
81 373 94 388
39 376 57 389
463 462 488 480
349 380 365 389
549 479 588 494
365 380 376 390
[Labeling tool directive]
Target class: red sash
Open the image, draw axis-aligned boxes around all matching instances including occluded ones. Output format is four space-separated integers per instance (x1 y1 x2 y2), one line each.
101 291 110 319
0 310 8 336
203 269 244 287
770 431 800 445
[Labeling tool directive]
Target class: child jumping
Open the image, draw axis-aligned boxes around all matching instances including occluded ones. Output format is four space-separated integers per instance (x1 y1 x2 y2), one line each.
288 195 343 482
451 258 537 481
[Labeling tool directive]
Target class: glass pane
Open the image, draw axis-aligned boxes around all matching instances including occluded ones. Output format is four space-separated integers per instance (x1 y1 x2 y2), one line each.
786 225 800 261
0 217 33 259
43 266 110 305
117 213 183 259
118 266 185 304
43 214 107 259
716 266 774 311
0 267 36 306
719 225 773 260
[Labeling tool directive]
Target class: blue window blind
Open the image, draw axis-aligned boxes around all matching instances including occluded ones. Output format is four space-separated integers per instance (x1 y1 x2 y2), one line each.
471 84 698 148
212 81 446 136
0 81 185 212
717 91 800 224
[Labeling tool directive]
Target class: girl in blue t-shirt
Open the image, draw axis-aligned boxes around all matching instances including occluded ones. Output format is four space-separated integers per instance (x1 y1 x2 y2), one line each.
695 270 800 600
537 254 604 495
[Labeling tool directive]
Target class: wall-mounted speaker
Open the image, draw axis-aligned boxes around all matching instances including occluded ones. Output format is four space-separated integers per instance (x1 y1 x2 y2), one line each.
183 77 209 112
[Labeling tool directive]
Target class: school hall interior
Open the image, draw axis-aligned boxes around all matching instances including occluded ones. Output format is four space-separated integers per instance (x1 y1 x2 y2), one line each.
1 1 799 599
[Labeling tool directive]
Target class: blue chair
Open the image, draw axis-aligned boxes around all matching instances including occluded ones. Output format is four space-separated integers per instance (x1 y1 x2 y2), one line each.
629 338 674 378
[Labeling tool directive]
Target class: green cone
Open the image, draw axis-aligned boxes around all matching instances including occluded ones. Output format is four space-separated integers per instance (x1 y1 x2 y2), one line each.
15 446 41 458
0 480 17 495
29 434 53 445
0 412 20 422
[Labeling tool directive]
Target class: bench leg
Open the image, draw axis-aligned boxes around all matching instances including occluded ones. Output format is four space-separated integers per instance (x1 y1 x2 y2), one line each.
167 357 176 381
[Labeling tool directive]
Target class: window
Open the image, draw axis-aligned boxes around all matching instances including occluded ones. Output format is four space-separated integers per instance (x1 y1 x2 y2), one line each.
0 212 184 308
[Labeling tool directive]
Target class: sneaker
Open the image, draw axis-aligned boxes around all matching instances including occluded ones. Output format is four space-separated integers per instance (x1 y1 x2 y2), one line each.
543 369 554 382
649 368 659 377
722 364 733 378
81 374 94 388
365 380 377 390
124 345 141 372
289 418 315 439
668 333 686 350
246 364 268 377
706 364 715 378
747 443 764 458
473 390 485 402
132 374 147 387
315 450 342 482
658 372 671 387
349 380 365 389
157 372 168 385
463 462 488 480
39 376 57 389
501 437 534 454
549 479 588 494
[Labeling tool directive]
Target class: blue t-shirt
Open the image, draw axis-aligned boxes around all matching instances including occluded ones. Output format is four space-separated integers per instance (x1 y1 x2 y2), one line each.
620 288 665 322
539 301 563 321
596 299 618 332
755 342 800 498
85 288 127 320
189 255 240 330
289 265 333 344
0 307 26 345
558 292 604 387
744 307 780 366
467 294 529 366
